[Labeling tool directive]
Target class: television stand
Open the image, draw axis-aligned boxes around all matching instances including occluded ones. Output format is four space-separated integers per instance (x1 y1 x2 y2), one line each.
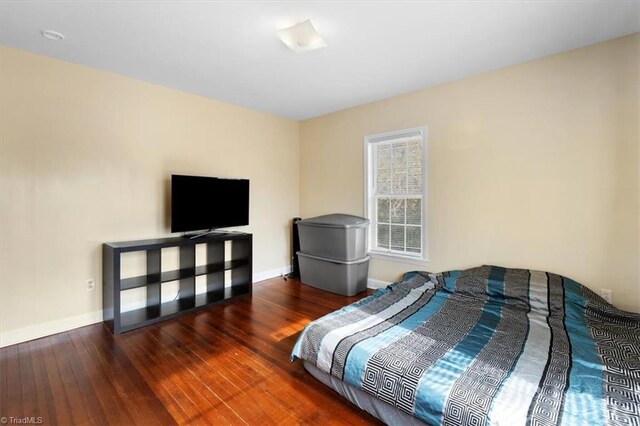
103 232 252 334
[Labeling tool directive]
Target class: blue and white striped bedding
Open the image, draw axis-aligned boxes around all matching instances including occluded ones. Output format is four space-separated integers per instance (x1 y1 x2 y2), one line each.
291 265 640 425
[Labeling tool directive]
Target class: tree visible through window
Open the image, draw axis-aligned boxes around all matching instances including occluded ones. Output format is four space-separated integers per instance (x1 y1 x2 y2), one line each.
365 128 426 259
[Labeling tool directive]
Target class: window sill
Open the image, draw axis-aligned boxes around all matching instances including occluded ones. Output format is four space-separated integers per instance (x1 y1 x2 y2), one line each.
368 251 430 267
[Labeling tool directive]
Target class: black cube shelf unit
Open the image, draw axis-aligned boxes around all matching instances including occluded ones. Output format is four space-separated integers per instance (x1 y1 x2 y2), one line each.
103 232 252 334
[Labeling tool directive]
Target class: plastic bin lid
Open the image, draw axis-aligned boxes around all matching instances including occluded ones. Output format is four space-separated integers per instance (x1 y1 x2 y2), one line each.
298 214 369 228
297 251 370 264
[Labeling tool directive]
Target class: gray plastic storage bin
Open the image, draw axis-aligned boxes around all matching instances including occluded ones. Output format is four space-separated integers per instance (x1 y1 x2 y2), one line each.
297 214 369 261
297 252 370 296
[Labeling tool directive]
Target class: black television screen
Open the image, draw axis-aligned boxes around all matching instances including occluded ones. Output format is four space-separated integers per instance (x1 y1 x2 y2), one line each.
171 175 249 233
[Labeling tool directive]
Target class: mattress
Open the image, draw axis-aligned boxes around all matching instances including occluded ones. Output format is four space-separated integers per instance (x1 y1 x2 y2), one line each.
292 265 640 425
303 361 425 425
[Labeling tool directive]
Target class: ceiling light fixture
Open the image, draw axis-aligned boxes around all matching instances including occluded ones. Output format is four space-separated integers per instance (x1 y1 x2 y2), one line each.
41 30 65 41
277 20 326 53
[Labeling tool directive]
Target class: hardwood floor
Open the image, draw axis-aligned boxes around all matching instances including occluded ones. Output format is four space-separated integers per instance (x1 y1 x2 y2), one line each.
0 277 382 425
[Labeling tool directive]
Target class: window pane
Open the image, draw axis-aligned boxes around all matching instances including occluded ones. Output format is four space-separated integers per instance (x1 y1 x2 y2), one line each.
406 198 421 225
377 145 391 170
406 226 421 251
376 168 391 194
377 224 390 249
408 171 421 194
391 142 406 168
390 225 405 251
392 169 407 194
407 141 422 194
377 198 390 223
390 198 405 224
408 141 422 165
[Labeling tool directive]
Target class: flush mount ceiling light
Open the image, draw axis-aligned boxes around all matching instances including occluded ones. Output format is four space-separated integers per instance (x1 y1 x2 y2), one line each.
277 20 326 53
41 29 65 41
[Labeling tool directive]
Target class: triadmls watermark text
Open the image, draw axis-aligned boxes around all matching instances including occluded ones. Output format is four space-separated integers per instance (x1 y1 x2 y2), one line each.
0 417 44 425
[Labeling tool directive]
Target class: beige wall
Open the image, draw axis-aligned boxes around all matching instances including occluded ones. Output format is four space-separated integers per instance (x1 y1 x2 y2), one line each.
300 34 640 313
0 46 299 345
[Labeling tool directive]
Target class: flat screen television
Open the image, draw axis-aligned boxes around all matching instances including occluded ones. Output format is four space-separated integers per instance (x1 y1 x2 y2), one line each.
171 174 249 234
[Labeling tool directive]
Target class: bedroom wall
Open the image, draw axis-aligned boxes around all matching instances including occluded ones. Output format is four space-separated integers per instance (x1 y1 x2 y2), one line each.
0 46 299 346
299 34 640 313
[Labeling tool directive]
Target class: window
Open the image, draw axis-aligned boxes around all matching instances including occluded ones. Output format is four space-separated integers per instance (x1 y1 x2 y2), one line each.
365 127 427 261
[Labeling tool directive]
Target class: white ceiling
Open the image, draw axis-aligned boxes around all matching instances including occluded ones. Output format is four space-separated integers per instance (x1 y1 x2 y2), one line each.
1 1 638 120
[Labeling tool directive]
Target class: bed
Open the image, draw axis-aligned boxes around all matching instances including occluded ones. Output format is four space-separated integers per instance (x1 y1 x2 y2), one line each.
291 265 640 425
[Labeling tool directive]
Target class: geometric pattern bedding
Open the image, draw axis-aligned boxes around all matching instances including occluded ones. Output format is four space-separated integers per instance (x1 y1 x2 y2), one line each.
291 265 640 426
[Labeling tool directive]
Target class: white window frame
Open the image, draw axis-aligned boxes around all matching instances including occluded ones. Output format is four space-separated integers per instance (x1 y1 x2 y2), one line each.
364 126 428 265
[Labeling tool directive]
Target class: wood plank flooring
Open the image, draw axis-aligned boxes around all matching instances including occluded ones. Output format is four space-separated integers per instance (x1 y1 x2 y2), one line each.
0 277 381 425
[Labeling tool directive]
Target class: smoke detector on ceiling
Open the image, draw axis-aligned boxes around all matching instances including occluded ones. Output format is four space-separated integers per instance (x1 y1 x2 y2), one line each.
277 20 326 53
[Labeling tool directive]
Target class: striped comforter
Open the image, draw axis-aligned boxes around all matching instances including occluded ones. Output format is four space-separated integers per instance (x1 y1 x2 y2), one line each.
291 265 640 426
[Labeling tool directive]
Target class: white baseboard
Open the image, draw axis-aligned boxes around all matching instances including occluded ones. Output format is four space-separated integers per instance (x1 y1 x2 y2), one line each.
0 309 103 348
0 265 294 348
253 265 292 284
367 278 392 289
